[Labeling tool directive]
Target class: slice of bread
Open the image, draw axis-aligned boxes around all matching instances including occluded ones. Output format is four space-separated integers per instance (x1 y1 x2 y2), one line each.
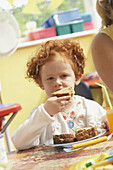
75 127 98 141
51 86 75 97
53 134 75 144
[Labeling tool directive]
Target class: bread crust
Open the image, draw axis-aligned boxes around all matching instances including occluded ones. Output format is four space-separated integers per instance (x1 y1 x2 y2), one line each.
51 86 75 97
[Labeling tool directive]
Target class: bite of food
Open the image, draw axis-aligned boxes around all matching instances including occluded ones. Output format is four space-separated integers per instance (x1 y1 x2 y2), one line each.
51 86 75 98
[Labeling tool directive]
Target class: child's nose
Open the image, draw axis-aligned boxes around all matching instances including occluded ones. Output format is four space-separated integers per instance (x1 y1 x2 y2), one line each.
55 78 62 86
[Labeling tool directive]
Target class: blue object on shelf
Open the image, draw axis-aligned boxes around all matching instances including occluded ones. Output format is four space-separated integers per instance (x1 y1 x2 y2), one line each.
56 23 71 36
70 20 83 33
41 8 81 28
80 13 92 23
56 20 83 36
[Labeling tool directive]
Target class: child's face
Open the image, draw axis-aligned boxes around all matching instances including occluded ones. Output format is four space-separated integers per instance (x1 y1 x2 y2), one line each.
39 56 76 97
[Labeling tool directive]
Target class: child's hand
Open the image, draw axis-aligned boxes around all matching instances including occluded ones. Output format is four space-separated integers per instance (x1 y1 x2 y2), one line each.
44 96 71 116
102 119 109 129
102 119 110 135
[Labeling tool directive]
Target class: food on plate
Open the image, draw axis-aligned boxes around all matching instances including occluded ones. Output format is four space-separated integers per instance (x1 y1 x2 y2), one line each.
53 127 98 144
75 127 98 141
53 134 75 144
51 86 75 98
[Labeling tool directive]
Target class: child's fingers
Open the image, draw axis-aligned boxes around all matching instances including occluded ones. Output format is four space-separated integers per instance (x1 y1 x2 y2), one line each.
60 100 70 106
102 120 109 130
104 130 110 136
56 96 71 102
60 105 66 111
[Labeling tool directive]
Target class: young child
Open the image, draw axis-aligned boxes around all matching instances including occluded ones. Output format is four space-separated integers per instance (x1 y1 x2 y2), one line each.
12 39 107 150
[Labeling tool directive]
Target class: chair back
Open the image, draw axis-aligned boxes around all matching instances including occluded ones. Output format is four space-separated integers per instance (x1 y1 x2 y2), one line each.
75 81 93 100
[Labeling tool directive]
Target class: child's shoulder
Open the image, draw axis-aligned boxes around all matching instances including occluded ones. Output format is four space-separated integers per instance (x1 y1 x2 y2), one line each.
74 95 106 117
74 94 92 102
74 95 104 109
31 103 43 114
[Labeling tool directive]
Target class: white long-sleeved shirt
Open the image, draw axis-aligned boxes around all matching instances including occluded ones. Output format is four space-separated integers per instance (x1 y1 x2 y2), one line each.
11 95 106 150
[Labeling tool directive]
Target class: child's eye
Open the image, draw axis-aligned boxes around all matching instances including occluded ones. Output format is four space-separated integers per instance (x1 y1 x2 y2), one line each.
47 77 54 80
61 74 67 78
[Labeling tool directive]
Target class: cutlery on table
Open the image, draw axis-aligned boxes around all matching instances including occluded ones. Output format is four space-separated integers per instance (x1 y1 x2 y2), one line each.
63 133 113 153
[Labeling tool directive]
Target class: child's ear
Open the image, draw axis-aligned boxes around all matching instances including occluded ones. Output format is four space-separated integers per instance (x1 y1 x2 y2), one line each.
75 79 80 85
36 79 45 90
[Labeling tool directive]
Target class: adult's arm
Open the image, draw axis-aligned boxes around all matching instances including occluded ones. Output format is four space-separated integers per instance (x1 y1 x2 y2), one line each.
91 32 113 92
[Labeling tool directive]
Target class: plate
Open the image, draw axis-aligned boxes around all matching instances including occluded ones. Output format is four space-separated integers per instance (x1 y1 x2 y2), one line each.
45 129 106 148
0 11 21 59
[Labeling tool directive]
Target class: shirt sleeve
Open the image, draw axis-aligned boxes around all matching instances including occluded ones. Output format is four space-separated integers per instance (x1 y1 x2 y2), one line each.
11 104 55 150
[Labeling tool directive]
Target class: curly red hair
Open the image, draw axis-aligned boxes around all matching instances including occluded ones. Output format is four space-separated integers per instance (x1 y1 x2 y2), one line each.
26 39 85 85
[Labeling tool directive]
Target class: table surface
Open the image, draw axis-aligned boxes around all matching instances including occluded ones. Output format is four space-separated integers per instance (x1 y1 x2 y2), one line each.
7 138 113 170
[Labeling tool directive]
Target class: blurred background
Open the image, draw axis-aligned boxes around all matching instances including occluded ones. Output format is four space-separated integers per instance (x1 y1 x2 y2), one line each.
0 0 101 38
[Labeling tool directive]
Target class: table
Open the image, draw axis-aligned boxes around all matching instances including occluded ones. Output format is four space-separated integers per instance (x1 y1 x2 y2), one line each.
7 139 113 170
